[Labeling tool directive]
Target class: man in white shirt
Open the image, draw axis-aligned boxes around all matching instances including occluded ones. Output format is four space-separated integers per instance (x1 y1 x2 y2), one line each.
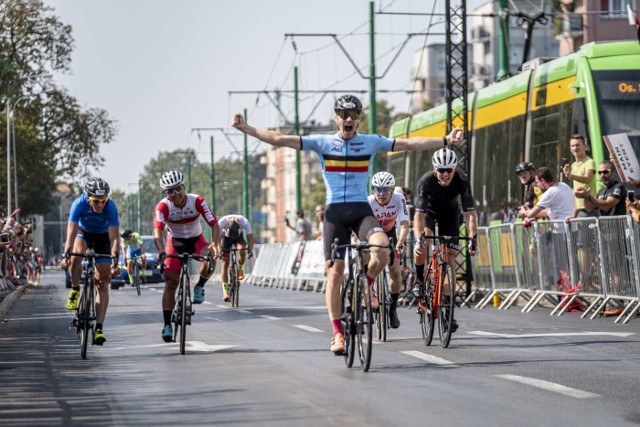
522 166 576 223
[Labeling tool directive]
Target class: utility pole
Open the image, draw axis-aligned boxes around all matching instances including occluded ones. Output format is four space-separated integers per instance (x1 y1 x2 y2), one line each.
497 0 510 81
294 66 301 212
210 136 215 213
243 109 249 219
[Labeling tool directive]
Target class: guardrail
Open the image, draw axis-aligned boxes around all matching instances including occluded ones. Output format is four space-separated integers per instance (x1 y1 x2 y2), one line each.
223 216 640 325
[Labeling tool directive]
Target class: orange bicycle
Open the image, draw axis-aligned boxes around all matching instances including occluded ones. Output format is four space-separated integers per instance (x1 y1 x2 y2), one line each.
416 234 474 348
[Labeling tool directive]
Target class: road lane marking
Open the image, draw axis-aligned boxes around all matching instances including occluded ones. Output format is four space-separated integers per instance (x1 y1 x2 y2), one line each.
401 351 457 366
237 309 252 315
259 315 281 320
468 331 634 339
112 341 236 352
495 374 600 399
293 324 324 333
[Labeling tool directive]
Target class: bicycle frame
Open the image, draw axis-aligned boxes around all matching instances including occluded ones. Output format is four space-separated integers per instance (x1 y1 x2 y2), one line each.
330 238 394 372
161 252 211 355
68 249 113 359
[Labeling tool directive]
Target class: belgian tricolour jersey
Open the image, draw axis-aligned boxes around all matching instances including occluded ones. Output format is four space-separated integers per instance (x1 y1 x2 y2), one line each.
301 133 395 205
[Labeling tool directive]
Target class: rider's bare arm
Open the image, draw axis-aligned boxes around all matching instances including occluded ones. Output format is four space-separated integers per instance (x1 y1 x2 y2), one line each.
232 114 300 149
394 127 464 151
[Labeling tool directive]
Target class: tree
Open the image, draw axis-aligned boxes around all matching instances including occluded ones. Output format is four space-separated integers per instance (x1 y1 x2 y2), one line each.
0 0 117 217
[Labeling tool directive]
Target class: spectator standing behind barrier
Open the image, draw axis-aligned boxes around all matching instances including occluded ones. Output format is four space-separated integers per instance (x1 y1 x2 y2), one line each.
285 209 312 241
313 205 325 240
515 161 544 218
576 160 627 216
521 167 576 223
562 134 597 217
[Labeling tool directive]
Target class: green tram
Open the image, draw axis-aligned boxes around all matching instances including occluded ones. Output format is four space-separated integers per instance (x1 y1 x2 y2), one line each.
387 40 640 220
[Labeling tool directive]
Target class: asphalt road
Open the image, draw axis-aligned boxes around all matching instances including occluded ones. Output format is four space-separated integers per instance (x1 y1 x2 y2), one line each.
1 269 639 426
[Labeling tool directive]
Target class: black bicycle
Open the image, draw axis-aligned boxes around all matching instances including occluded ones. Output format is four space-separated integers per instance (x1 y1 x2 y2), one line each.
226 245 243 307
161 252 211 355
68 248 115 360
330 238 394 372
129 253 144 296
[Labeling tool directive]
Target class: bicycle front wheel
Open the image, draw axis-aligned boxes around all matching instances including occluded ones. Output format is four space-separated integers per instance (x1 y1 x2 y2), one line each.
437 263 455 348
179 271 189 355
134 261 141 296
375 272 388 342
356 273 373 372
80 281 94 359
420 270 435 347
230 265 240 307
341 280 355 368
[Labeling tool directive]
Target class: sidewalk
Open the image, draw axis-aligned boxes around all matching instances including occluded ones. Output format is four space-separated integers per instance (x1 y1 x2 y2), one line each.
0 269 59 319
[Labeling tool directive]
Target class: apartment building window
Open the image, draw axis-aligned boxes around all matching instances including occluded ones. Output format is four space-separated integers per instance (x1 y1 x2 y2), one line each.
600 0 626 18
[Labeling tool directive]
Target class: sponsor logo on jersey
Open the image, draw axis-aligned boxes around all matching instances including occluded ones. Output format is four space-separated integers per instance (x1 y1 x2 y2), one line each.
332 140 343 147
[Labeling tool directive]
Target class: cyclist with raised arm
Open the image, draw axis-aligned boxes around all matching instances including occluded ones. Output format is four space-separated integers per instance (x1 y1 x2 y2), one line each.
153 170 221 342
413 148 477 333
60 177 121 345
367 171 410 329
232 94 464 354
218 214 254 302
121 229 147 285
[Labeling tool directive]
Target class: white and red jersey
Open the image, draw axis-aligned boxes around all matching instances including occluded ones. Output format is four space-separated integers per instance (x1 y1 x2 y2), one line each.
367 192 409 233
153 194 218 239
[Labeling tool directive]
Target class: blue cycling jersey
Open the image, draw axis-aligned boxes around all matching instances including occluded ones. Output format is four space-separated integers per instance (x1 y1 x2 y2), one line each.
68 194 120 233
301 133 395 204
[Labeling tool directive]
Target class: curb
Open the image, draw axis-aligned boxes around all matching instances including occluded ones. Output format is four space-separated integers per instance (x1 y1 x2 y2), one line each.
0 285 27 320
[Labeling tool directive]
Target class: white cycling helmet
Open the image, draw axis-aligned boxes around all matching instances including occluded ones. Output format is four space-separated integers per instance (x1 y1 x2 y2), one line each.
432 148 458 169
371 171 395 188
160 170 184 190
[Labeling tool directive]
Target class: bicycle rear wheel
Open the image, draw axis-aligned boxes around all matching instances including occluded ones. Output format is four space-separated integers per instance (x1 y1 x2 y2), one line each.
420 270 435 347
437 263 455 348
375 271 388 342
134 261 141 296
341 280 355 367
356 274 373 372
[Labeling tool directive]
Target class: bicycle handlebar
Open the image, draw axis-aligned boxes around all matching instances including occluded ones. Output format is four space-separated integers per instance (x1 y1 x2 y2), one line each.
159 253 212 274
417 232 477 253
329 237 395 268
68 251 115 259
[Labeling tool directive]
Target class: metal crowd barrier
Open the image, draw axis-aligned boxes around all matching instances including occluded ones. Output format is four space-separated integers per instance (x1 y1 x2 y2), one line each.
472 216 640 324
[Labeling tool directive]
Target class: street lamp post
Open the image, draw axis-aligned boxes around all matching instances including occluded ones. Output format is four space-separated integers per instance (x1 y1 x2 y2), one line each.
5 95 30 218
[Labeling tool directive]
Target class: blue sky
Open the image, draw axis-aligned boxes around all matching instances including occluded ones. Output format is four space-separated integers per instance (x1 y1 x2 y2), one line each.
45 0 484 191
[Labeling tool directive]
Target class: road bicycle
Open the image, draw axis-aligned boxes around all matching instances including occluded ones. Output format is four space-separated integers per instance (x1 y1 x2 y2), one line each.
161 252 211 355
416 234 475 349
374 245 400 342
68 248 115 360
330 238 394 372
227 244 251 308
128 254 144 296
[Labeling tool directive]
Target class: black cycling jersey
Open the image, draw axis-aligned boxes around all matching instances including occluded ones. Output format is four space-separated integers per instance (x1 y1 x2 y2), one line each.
414 170 475 217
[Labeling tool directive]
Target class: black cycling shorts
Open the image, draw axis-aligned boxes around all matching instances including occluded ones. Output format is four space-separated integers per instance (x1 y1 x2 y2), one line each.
77 229 112 264
425 213 462 250
221 235 246 254
323 202 385 260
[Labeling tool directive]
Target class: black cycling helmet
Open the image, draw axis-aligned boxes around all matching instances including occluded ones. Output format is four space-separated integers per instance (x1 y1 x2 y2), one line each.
334 94 363 114
84 177 110 197
121 229 133 239
515 161 535 174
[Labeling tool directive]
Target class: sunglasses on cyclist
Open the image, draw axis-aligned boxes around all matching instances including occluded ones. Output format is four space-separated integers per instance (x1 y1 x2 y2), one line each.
337 110 360 120
88 196 109 204
164 186 184 196
437 168 454 174
373 187 392 194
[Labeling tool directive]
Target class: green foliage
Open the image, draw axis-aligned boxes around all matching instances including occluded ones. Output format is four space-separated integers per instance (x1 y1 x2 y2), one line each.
0 0 117 218
118 149 267 237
